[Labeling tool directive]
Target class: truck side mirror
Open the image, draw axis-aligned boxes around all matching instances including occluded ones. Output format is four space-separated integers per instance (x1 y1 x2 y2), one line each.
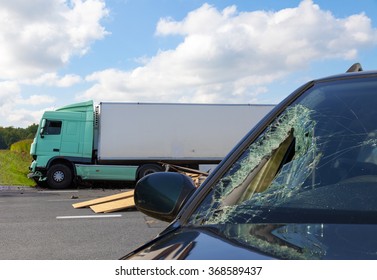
40 119 46 138
134 172 196 222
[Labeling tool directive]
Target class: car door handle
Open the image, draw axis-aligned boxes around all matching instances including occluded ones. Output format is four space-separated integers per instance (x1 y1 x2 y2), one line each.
53 148 60 152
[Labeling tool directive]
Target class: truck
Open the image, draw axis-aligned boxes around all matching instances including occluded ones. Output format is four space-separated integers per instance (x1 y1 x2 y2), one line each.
29 100 274 189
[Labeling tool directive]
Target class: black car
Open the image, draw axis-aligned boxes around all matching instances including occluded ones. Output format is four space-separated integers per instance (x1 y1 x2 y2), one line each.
123 63 377 260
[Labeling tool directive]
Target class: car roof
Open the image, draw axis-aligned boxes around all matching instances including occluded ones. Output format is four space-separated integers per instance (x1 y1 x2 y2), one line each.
315 64 377 84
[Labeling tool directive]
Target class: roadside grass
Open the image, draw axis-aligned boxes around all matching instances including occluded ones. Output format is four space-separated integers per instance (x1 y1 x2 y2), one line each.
0 139 35 186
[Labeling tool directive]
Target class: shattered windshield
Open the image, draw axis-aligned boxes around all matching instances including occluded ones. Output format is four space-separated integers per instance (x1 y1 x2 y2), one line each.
189 77 377 227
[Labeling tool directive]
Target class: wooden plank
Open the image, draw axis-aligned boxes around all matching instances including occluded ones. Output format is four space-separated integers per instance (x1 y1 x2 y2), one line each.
90 197 135 213
72 190 134 209
159 162 209 176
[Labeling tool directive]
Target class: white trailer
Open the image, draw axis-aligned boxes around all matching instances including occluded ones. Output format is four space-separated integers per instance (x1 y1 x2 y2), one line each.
97 102 274 165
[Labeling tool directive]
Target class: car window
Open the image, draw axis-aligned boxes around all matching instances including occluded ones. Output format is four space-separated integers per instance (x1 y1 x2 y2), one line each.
189 76 377 226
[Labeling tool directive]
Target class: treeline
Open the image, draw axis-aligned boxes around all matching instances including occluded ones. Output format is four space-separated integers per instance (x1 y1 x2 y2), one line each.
0 124 38 149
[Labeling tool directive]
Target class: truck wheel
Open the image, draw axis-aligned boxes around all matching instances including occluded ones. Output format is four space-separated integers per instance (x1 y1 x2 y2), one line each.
137 164 163 179
47 164 73 189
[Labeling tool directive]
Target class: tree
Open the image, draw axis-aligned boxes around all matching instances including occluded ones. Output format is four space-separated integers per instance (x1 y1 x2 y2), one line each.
0 124 38 149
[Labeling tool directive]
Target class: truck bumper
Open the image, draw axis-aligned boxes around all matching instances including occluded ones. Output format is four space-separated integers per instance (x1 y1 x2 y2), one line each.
28 160 47 181
27 170 46 180
29 160 37 172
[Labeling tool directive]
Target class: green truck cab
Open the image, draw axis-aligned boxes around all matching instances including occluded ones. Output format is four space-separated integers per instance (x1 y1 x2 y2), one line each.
29 100 137 188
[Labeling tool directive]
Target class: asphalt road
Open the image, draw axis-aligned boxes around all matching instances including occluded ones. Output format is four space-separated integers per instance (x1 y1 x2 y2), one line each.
0 186 168 260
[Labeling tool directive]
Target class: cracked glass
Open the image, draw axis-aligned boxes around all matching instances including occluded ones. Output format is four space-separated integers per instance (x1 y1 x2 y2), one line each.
187 76 377 258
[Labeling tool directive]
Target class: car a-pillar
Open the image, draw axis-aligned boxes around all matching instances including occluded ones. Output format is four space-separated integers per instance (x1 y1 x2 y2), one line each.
46 162 74 189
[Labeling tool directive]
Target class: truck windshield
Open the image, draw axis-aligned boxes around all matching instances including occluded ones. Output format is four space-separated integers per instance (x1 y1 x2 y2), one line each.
189 76 377 226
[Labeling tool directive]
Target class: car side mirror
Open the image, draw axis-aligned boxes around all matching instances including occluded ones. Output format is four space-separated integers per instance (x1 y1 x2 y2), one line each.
134 172 196 222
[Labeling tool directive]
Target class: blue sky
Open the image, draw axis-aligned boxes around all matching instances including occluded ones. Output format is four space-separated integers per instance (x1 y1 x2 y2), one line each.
1 0 377 127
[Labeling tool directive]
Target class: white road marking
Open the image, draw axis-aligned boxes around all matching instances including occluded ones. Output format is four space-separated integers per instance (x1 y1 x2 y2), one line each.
48 199 83 202
56 214 122 219
39 190 79 193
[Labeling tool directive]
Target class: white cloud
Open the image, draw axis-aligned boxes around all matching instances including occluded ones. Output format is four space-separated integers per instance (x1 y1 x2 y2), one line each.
2 0 377 128
22 73 82 87
80 0 377 105
0 0 109 79
17 95 56 106
0 79 57 127
0 0 108 127
4 108 41 126
0 81 20 106
0 101 56 127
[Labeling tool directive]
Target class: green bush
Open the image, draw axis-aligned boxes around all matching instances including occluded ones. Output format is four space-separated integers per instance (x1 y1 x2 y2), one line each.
1 139 35 186
10 139 33 154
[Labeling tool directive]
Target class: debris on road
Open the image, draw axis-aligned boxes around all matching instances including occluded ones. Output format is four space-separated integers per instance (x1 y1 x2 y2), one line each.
72 164 208 214
72 190 135 213
159 162 209 187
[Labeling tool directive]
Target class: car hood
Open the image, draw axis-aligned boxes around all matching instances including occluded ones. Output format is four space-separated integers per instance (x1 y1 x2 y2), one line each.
123 223 377 260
